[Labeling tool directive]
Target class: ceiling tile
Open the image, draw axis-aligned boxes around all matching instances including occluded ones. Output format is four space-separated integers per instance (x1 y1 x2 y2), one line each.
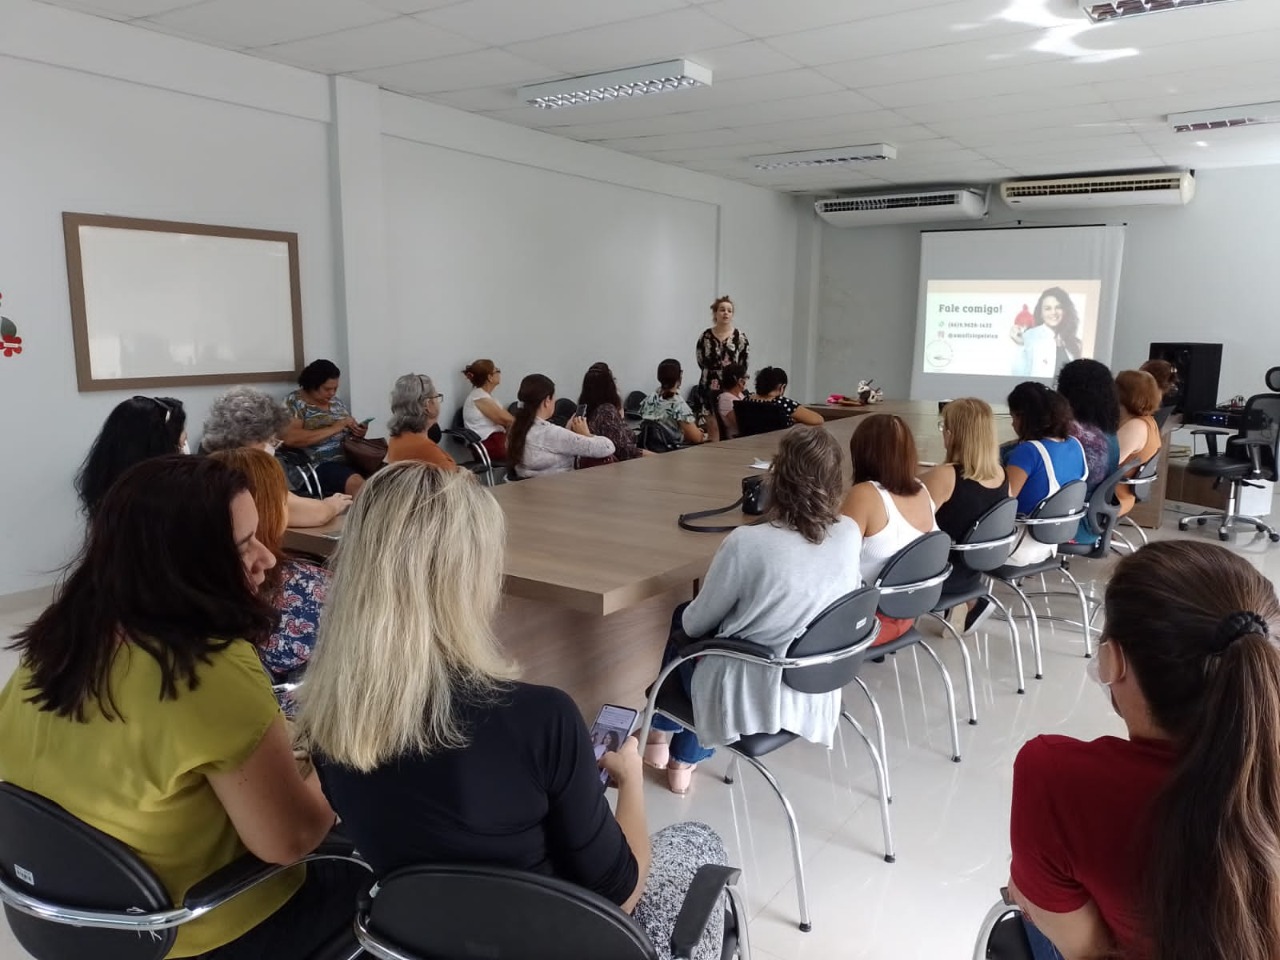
673 90 884 129
43 0 203 17
816 35 1062 91
257 17 482 74
414 0 686 47
697 0 960 39
683 40 802 81
895 85 1105 124
728 111 925 143
764 2 1036 68
354 48 555 93
602 128 768 152
551 114 717 140
504 8 750 76
145 0 394 48
426 86 529 112
365 0 466 11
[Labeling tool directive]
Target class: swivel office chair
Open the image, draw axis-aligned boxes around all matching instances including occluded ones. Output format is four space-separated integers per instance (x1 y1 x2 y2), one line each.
732 400 791 437
1178 381 1280 543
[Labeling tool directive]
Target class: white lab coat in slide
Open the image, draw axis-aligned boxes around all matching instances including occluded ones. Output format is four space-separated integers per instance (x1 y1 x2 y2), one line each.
1015 325 1059 378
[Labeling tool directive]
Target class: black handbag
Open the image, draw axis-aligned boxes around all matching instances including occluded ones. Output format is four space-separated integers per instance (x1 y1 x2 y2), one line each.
639 419 683 453
678 476 769 532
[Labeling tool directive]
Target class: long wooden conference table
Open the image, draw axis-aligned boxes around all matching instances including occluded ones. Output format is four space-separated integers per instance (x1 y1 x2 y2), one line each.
285 400 1011 715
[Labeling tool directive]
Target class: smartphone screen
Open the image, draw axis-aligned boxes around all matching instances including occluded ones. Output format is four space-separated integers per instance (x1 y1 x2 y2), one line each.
590 704 638 785
575 403 588 421
359 417 375 426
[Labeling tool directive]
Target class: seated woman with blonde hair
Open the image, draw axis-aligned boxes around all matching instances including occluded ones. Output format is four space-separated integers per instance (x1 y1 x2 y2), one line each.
386 373 457 471
299 464 727 959
208 447 330 716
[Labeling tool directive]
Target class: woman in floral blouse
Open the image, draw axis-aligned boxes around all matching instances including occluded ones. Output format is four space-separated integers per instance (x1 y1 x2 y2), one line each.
579 362 647 461
694 296 749 442
209 447 328 717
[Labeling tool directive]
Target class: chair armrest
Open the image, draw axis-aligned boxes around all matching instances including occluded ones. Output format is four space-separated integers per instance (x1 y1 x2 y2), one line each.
669 864 742 960
676 637 778 662
1189 429 1229 457
182 832 360 913
276 445 316 466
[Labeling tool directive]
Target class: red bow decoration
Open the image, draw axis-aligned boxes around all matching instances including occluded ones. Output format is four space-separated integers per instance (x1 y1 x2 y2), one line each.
0 309 19 357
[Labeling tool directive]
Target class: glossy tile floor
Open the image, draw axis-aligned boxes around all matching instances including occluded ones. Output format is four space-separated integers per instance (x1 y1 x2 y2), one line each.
1 511 1278 960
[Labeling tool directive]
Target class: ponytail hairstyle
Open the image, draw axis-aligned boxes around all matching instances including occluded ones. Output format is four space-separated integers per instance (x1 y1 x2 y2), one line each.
656 359 683 399
1103 541 1280 960
507 374 555 471
462 359 497 389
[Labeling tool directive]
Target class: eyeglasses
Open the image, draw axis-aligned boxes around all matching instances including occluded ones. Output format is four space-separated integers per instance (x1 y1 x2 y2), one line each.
937 419 946 433
427 393 444 401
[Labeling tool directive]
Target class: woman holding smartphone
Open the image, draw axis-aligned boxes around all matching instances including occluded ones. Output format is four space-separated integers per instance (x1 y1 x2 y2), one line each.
282 358 368 497
508 374 615 478
301 464 727 959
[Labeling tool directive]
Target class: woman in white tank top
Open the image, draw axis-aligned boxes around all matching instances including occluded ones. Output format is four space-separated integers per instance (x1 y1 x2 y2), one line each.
840 415 939 644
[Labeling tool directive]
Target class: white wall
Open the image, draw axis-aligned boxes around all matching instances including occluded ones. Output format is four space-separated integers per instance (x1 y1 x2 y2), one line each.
0 1 340 596
814 165 1280 403
0 0 802 596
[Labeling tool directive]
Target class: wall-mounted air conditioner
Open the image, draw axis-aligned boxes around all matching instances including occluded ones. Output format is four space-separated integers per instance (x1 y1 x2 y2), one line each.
1000 171 1195 209
814 187 988 227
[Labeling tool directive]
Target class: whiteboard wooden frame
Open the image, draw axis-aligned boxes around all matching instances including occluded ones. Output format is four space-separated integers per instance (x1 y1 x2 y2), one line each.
63 212 304 392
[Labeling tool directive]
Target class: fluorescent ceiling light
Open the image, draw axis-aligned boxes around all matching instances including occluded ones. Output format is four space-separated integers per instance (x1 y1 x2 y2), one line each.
749 144 898 171
518 60 711 110
1168 100 1280 133
1078 0 1243 22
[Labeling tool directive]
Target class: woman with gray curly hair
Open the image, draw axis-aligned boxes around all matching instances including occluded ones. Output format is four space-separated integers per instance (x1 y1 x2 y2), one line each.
201 385 352 527
386 374 456 471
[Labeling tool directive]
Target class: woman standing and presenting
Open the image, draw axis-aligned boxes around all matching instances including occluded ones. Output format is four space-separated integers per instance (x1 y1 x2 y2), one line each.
695 296 749 442
462 359 515 463
282 359 368 497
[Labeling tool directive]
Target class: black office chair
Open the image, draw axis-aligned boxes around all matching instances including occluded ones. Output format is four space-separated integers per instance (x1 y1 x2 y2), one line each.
443 409 500 486
276 445 323 498
550 398 577 427
624 390 645 421
924 498 1025 711
973 889 1033 960
854 532 960 777
987 480 1088 679
0 782 369 960
353 863 748 960
638 586 891 933
732 400 791 437
1178 391 1280 543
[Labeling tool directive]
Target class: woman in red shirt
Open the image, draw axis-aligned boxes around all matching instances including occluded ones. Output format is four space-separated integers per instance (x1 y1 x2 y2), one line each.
1010 539 1280 960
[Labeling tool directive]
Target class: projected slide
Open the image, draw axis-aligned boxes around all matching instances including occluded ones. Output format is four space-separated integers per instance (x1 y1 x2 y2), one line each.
920 280 1101 378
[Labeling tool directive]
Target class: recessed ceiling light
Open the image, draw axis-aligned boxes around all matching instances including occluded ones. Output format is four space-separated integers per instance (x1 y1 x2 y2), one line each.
518 60 711 110
749 144 898 171
1078 0 1243 22
1168 100 1280 133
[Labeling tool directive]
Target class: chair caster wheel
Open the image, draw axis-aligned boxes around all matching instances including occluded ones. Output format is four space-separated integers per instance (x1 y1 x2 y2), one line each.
968 719 978 726
1271 534 1280 543
1016 688 1025 695
799 922 812 933
1035 673 1044 680
1218 530 1231 542
1178 520 1189 531
951 755 961 763
723 775 734 785
884 854 896 864
1197 518 1208 526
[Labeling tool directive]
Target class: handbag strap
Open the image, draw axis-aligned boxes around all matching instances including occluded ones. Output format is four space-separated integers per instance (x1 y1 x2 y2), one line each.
678 496 747 533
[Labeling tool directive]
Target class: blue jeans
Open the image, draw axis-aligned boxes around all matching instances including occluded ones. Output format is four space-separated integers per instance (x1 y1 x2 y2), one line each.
1022 917 1065 960
651 604 716 765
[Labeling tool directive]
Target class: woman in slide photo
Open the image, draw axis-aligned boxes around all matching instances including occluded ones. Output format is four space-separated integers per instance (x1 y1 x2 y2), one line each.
694 296 749 442
1012 287 1084 379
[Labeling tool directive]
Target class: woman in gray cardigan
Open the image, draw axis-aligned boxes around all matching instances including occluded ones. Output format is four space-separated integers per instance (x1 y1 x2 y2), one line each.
644 426 864 794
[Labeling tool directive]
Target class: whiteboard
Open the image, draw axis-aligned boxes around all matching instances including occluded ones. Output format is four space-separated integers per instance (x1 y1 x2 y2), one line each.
64 213 303 391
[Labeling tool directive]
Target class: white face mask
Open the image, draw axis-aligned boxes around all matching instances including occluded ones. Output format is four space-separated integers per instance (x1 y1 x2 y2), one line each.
180 439 191 456
1087 641 1124 714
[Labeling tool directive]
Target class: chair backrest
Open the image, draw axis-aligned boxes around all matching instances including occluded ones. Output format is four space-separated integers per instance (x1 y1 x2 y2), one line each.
1082 460 1138 544
1152 404 1176 429
624 390 645 418
950 497 1019 574
1125 450 1160 505
1240 393 1280 479
733 399 790 437
359 864 656 960
550 398 577 427
781 586 881 694
1024 479 1087 545
0 783 175 960
874 531 953 620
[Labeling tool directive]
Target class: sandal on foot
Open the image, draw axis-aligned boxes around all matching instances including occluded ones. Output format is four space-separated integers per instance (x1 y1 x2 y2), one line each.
667 761 696 795
643 741 670 770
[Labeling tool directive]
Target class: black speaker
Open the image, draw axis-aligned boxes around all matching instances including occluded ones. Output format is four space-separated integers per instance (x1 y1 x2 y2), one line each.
1148 342 1222 416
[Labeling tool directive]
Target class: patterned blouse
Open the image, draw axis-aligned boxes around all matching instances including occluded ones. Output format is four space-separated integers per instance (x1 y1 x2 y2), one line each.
639 392 696 425
258 558 329 717
695 327 750 397
283 389 351 464
587 403 641 461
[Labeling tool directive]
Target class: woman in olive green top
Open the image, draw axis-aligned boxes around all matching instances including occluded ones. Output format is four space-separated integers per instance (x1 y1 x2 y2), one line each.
0 457 364 958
